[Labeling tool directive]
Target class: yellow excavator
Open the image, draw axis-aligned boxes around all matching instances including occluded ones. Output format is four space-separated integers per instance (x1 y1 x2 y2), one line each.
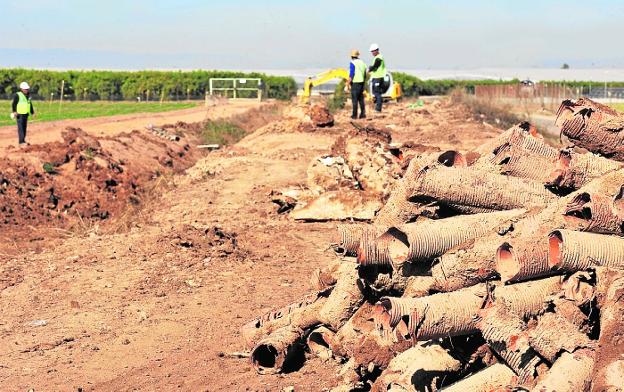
301 68 402 103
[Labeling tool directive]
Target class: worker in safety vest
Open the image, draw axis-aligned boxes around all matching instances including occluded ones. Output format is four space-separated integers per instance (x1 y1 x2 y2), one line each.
11 82 35 145
348 49 367 119
368 43 387 112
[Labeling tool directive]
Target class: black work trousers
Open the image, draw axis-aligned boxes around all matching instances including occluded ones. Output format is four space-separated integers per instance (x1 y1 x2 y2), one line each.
372 78 384 112
16 114 28 144
350 82 366 119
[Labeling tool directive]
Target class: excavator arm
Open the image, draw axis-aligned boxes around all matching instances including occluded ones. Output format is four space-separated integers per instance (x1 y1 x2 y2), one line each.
301 68 350 102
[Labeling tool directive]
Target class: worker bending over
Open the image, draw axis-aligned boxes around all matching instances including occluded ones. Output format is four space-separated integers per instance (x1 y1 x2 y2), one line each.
348 49 367 119
11 82 35 145
368 43 387 112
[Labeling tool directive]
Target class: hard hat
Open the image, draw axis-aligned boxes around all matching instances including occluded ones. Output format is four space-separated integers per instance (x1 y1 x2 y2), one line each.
369 43 379 52
19 82 30 90
351 49 360 57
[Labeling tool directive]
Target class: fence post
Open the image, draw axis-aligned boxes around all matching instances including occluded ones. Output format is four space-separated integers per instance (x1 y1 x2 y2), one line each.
58 79 65 114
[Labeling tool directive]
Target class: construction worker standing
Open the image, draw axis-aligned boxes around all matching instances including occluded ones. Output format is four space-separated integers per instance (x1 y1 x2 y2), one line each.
348 49 367 119
11 82 35 145
368 43 387 112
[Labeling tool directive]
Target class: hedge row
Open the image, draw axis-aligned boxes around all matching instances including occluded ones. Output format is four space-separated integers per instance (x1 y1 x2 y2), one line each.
0 69 297 101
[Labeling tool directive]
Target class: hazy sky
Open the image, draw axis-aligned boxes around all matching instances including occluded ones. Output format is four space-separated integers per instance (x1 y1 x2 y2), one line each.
1 0 624 70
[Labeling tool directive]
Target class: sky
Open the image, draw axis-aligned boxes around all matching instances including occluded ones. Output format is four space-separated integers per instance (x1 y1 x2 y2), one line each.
1 0 624 71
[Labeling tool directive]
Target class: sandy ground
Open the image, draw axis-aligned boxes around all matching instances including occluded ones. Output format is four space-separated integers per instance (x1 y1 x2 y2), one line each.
0 100 262 149
0 99 501 391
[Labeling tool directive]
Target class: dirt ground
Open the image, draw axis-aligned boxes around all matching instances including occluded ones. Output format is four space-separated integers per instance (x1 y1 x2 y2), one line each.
0 98 501 391
0 100 261 148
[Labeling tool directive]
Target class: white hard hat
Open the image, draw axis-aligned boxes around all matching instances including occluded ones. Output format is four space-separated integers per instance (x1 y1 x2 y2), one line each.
369 43 379 52
19 82 30 90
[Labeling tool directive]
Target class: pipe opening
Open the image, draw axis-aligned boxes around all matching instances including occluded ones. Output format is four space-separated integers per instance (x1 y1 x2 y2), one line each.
438 151 466 167
548 231 564 268
564 193 592 222
387 228 410 266
252 344 278 369
496 243 519 282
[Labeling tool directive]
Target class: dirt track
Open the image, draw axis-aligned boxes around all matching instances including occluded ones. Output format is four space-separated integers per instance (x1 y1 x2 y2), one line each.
0 100 261 148
0 99 501 391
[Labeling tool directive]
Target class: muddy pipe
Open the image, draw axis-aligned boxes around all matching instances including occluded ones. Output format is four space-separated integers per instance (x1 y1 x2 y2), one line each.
431 234 509 292
549 229 624 272
385 209 525 268
370 343 462 392
526 311 593 363
250 326 304 374
492 143 557 182
495 235 554 283
556 98 624 162
318 262 365 331
372 284 488 342
546 149 623 190
491 276 563 319
477 304 543 385
439 363 516 392
408 165 557 211
591 274 624 391
563 191 624 235
241 290 329 349
531 349 594 392
306 326 336 360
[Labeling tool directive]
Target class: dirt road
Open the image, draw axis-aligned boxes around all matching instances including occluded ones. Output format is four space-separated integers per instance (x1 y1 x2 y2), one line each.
0 100 501 391
0 100 261 148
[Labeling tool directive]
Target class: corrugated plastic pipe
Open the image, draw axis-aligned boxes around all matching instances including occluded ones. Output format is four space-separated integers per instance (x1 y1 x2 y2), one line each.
549 229 624 271
477 305 543 385
592 275 624 391
332 224 366 256
546 149 623 190
306 326 335 360
495 235 553 283
371 343 462 392
439 363 516 392
406 284 488 341
530 349 594 392
431 235 505 292
241 290 328 349
250 326 304 374
492 143 556 182
356 228 395 267
318 262 365 330
556 98 624 161
386 209 525 268
409 165 556 211
491 276 562 319
564 191 623 235
526 311 593 363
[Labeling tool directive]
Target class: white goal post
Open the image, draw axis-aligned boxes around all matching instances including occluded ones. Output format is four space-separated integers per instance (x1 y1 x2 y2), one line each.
209 78 263 100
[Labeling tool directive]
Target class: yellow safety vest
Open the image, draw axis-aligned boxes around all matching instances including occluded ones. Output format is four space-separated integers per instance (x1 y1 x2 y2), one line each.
351 59 367 83
370 54 386 79
16 91 32 115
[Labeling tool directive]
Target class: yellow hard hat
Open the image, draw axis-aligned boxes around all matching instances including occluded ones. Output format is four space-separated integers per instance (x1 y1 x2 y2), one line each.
351 49 360 57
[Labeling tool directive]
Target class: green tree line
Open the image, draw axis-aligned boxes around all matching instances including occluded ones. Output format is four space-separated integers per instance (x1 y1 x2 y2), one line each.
0 69 297 101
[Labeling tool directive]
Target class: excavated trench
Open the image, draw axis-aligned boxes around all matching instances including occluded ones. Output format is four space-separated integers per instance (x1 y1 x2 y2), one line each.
0 104 281 252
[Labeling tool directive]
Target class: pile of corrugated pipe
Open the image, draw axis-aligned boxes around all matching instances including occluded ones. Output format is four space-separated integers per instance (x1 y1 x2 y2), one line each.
241 98 624 392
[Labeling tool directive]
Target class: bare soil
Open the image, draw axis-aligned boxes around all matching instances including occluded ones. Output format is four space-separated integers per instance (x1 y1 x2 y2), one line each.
0 99 500 391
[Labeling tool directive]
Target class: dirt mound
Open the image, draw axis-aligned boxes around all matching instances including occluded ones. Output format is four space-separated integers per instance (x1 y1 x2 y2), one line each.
309 104 335 127
0 126 202 236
